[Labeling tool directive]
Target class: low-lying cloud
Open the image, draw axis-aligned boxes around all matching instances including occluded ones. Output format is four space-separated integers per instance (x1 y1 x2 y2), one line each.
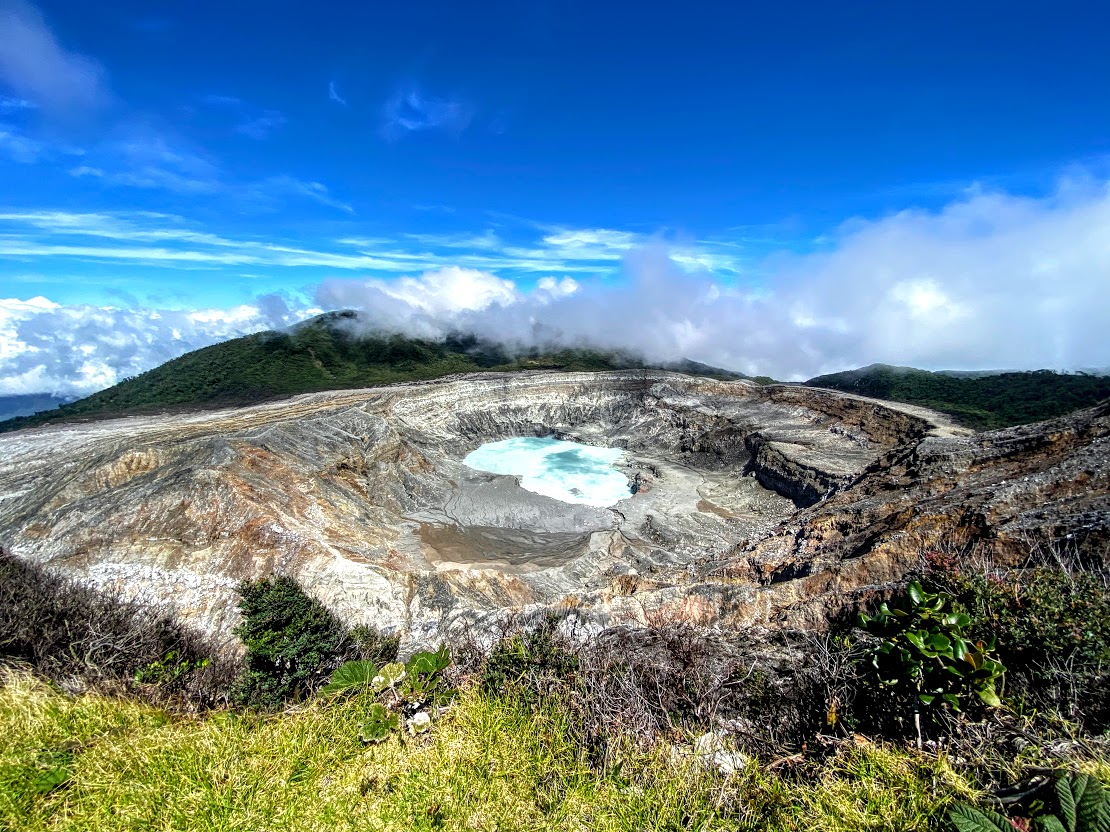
3 179 1109 397
0 297 285 396
317 180 1110 378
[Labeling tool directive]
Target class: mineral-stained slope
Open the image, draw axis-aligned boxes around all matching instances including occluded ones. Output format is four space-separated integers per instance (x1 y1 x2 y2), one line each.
0 370 1104 649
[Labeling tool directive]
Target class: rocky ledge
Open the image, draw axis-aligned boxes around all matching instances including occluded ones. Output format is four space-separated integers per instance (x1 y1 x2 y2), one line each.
0 370 1103 651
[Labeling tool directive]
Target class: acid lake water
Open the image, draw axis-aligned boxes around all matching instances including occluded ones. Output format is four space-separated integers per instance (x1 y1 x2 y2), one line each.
463 437 630 507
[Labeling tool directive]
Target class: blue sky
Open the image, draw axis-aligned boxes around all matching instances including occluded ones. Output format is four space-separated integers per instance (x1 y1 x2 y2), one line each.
1 0 1110 395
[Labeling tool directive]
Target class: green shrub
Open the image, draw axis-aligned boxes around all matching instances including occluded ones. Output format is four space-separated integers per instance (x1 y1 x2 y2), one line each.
232 576 346 709
930 568 1110 732
857 581 1005 744
480 616 579 705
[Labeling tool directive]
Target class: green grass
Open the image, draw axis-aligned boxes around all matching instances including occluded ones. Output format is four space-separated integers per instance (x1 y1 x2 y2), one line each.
0 667 980 832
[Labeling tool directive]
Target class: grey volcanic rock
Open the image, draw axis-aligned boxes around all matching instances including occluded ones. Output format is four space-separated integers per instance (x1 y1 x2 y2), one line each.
2 369 1102 651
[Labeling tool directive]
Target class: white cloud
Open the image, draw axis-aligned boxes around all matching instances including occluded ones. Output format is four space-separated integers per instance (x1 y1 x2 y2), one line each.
247 176 353 214
382 84 473 140
315 267 522 338
0 211 657 273
536 276 578 298
69 132 223 194
234 111 285 140
0 0 109 115
4 179 1109 399
0 94 34 111
328 80 347 106
0 295 286 396
0 123 41 162
197 95 286 140
382 266 518 315
313 180 1110 378
541 228 638 252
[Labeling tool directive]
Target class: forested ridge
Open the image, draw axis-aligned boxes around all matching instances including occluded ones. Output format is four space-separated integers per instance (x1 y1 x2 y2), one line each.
0 312 739 433
806 363 1110 429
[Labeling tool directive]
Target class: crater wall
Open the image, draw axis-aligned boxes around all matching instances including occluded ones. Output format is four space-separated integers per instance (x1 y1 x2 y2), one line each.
6 370 1095 651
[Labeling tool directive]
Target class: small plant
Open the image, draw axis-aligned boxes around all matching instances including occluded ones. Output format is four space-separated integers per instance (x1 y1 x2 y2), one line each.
30 750 74 795
134 651 210 688
374 662 407 699
858 581 1005 742
403 647 451 702
949 773 1110 832
232 576 346 709
321 647 452 743
359 703 399 744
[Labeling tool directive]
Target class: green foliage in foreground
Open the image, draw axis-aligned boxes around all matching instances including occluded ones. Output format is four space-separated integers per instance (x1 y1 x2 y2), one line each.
928 566 1110 734
321 648 452 743
232 575 348 709
806 364 1110 430
950 773 1110 832
0 313 741 432
859 581 1006 714
0 667 984 832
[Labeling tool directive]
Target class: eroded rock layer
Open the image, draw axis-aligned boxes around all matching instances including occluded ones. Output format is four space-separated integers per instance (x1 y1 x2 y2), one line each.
0 371 1104 649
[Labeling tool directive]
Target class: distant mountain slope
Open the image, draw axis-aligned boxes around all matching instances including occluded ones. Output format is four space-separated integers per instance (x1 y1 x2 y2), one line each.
0 311 742 433
0 394 73 423
805 363 1110 429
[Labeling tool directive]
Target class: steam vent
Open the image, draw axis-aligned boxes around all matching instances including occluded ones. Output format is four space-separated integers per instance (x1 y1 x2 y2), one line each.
1 370 1107 650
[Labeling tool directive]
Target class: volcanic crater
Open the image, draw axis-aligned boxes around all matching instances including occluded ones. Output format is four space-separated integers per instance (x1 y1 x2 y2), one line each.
2 370 1106 651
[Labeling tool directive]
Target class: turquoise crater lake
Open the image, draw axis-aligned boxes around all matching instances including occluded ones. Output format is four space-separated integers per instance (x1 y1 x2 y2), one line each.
463 437 630 507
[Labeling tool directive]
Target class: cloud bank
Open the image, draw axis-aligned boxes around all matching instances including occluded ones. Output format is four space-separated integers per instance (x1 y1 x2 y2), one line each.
0 297 290 396
2 179 1109 397
317 180 1110 378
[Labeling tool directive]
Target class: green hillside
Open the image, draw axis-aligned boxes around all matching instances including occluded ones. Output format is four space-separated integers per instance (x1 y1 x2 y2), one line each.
0 312 739 433
805 363 1110 430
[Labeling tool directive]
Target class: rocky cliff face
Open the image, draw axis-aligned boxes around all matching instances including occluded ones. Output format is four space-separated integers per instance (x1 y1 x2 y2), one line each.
0 370 1103 651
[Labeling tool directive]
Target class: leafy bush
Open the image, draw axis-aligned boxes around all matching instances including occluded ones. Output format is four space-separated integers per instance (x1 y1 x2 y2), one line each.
855 581 1005 746
929 567 1110 733
480 615 579 705
232 576 347 709
859 581 1006 712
